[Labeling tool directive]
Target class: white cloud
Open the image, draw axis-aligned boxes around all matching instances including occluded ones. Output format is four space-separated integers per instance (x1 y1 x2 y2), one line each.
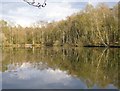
1 1 79 26
88 0 119 6
45 2 79 21
1 0 119 26
2 0 119 3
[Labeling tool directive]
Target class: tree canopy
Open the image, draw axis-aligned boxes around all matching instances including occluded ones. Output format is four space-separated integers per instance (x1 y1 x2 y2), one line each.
0 3 119 47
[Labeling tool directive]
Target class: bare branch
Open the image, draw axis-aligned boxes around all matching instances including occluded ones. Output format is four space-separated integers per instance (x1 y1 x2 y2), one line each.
23 0 47 9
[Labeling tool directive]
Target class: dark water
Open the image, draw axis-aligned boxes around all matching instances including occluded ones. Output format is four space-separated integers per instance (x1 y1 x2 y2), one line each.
1 47 119 89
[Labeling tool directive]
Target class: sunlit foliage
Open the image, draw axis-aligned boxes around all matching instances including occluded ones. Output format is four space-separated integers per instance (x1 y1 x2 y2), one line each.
0 3 119 47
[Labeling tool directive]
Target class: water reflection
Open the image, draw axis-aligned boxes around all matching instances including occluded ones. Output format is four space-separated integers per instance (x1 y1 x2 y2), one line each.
3 63 87 89
1 47 119 89
0 48 2 90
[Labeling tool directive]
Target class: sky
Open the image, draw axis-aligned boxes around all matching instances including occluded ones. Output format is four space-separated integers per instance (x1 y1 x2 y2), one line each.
0 0 119 27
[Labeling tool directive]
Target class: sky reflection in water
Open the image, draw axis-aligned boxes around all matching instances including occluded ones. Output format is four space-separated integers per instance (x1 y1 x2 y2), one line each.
3 62 87 89
1 48 119 89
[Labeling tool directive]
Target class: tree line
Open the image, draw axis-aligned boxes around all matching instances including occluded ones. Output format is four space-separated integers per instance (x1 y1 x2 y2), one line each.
0 3 119 47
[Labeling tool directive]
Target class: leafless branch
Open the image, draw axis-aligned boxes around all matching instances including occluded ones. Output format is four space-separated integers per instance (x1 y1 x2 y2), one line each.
23 0 47 9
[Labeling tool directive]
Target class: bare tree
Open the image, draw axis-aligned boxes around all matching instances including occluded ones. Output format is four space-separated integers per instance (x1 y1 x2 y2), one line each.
23 0 47 9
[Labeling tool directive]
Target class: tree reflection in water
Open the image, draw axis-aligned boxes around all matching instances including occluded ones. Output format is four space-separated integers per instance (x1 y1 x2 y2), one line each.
1 47 119 89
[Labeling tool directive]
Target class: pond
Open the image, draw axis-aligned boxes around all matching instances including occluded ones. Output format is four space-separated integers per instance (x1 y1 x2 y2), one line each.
1 47 119 89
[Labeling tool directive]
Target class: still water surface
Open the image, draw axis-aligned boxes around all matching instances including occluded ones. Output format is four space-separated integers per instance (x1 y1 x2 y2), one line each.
1 47 119 89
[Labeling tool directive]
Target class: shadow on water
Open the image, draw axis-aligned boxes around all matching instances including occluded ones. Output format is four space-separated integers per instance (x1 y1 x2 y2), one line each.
1 47 119 89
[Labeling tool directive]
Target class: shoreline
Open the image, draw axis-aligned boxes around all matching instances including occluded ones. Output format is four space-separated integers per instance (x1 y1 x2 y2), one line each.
1 44 120 48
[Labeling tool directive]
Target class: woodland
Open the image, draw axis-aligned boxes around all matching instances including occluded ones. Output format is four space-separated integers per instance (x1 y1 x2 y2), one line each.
0 3 119 47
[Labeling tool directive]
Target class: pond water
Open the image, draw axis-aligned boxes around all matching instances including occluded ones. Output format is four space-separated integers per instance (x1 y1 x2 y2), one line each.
1 47 119 89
